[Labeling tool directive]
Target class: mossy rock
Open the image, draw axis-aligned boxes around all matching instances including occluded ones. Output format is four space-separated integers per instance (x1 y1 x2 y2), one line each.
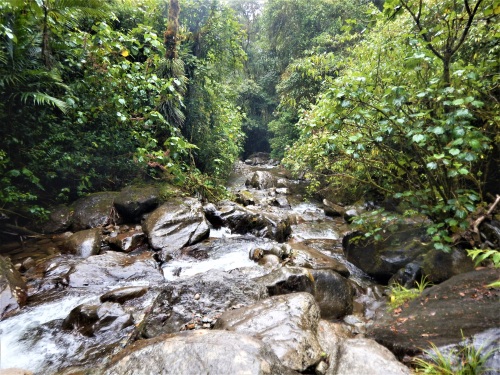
114 185 163 222
422 247 475 284
72 192 118 231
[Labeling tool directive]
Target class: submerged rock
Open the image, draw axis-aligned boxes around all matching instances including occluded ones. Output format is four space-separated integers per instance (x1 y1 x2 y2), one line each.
137 269 268 338
143 197 210 254
0 255 28 319
370 268 500 357
62 228 102 258
67 251 164 288
71 192 118 231
103 330 298 375
214 292 323 372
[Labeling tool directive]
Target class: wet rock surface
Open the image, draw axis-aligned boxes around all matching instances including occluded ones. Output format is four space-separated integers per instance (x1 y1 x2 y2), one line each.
214 292 323 372
71 192 118 231
248 171 276 189
42 206 73 234
289 243 350 277
370 268 500 357
253 267 315 297
113 185 161 222
209 202 292 242
100 286 148 304
335 338 412 375
107 231 145 253
343 225 431 283
309 269 355 319
103 330 298 375
138 269 269 338
0 255 28 319
142 197 210 253
67 251 164 288
62 228 102 258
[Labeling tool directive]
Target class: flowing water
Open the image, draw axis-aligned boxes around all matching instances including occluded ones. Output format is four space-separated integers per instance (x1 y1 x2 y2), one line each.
0 161 377 374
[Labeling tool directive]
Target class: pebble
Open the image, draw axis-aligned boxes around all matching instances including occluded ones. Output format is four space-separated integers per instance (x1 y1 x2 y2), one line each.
194 293 200 300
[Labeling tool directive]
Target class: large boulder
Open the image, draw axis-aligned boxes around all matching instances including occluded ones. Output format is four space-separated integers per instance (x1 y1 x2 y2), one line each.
143 197 210 254
316 320 352 375
334 339 412 375
421 247 475 284
62 228 102 258
214 292 323 372
370 268 500 358
208 202 291 243
253 267 315 297
235 190 256 206
103 330 298 375
249 171 276 189
72 192 118 231
323 199 346 218
42 205 73 233
137 269 268 338
289 243 350 277
0 256 27 319
309 269 355 319
67 251 164 288
113 185 162 222
343 225 431 283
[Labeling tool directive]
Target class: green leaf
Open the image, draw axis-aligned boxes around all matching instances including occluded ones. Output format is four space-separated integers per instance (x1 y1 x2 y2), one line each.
449 148 460 156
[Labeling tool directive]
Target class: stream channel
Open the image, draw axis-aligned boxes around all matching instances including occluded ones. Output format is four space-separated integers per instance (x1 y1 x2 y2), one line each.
0 160 387 374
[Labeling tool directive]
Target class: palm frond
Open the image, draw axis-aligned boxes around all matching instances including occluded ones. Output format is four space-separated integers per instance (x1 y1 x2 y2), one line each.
18 91 69 113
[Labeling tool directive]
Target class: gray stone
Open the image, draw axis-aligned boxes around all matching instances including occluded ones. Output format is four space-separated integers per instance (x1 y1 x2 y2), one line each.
103 330 298 375
290 243 350 277
235 190 256 206
323 199 346 218
276 178 289 188
108 231 145 252
343 209 359 222
113 185 162 222
309 269 355 319
422 247 475 284
138 269 268 338
316 320 352 375
42 205 73 233
273 196 291 209
343 225 432 283
249 171 276 189
100 286 148 304
72 192 118 231
143 197 210 254
253 267 315 297
211 203 291 242
214 292 323 372
67 251 164 288
62 228 102 258
370 269 500 357
335 339 412 375
0 256 27 319
258 254 281 268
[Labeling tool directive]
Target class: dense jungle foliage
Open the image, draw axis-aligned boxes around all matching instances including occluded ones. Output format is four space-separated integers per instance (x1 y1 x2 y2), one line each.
1 0 499 258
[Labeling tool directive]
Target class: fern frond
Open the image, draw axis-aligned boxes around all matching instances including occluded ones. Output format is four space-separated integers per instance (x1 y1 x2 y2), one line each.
18 91 69 113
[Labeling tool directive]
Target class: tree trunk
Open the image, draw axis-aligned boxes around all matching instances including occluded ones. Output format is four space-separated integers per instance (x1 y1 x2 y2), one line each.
165 0 180 60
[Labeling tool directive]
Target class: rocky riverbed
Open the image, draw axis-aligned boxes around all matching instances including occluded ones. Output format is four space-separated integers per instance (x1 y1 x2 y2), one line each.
1 155 499 375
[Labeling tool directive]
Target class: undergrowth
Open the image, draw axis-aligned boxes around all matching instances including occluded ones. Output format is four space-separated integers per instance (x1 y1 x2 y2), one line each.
388 276 432 311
